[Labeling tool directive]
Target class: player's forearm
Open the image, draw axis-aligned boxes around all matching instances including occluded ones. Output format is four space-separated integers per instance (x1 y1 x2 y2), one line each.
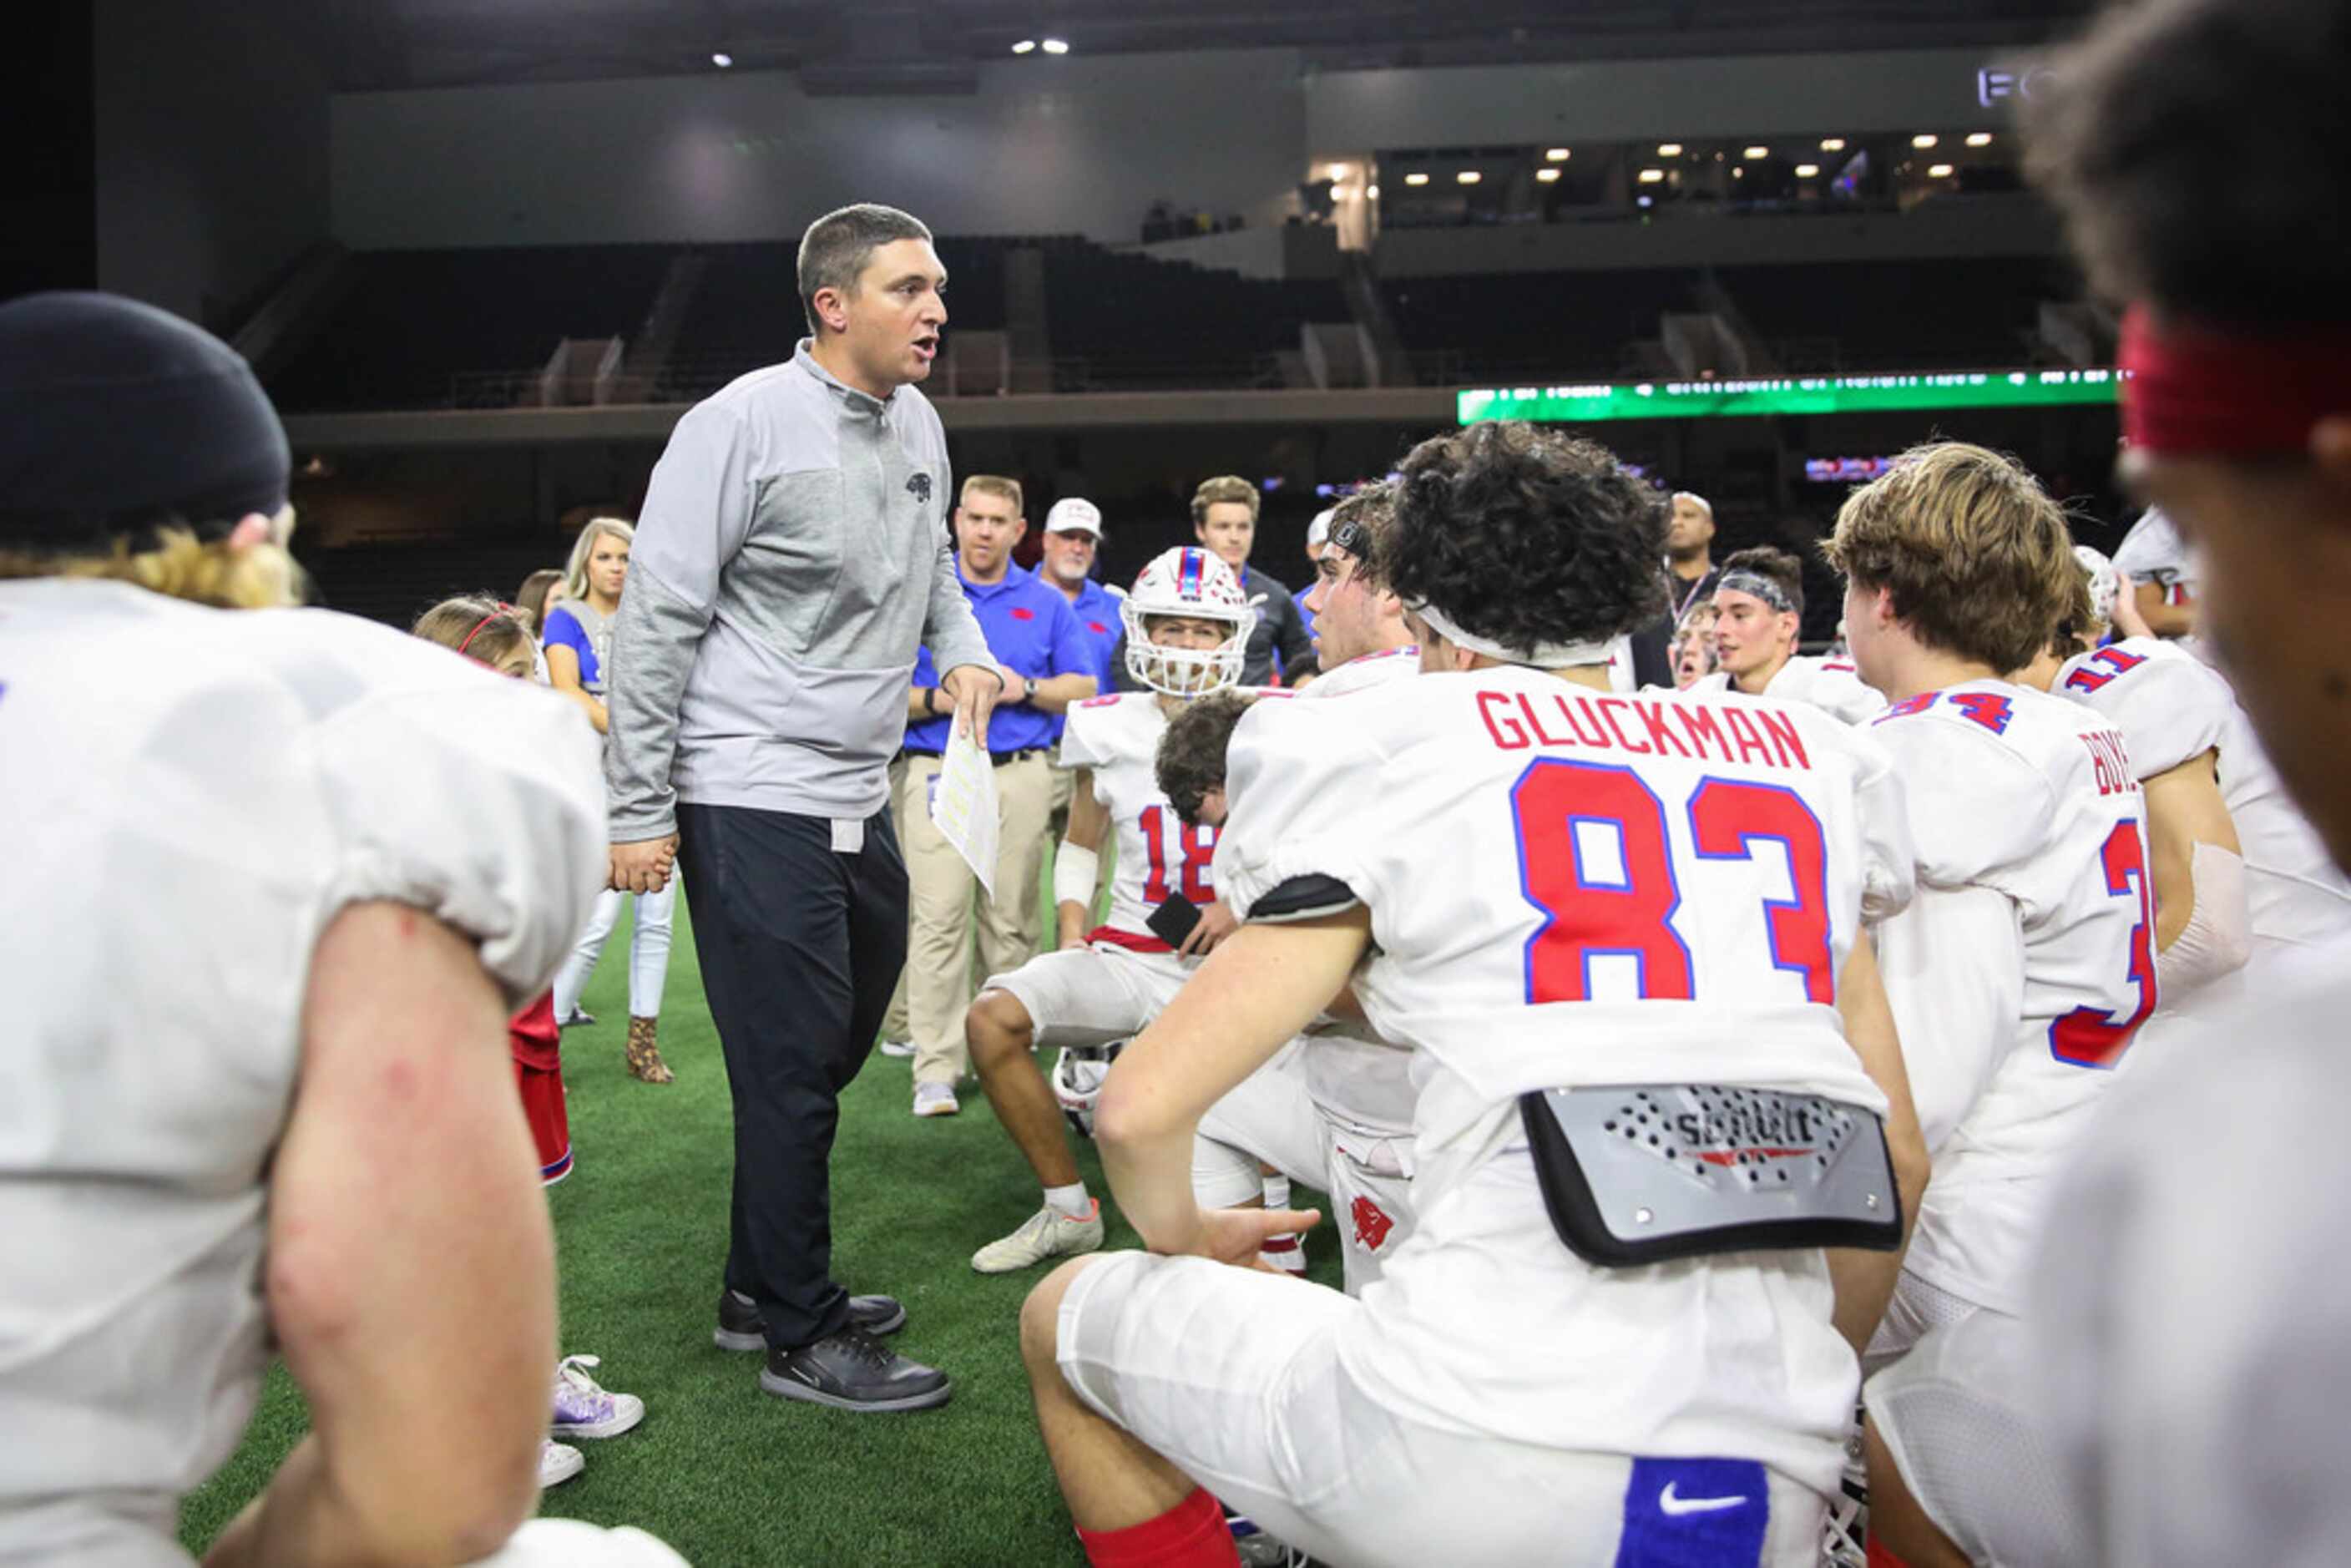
2134 584 2196 638
1028 672 1098 715
1057 899 1091 947
204 1433 528 1568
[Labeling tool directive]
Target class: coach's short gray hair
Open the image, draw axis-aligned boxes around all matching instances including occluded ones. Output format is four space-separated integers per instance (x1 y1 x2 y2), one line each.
797 204 935 336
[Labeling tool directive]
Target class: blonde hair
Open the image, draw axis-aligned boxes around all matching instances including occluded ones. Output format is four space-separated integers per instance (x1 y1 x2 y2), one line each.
0 527 302 609
564 516 635 603
412 593 534 669
960 474 1023 515
1822 443 2077 674
1190 474 1260 527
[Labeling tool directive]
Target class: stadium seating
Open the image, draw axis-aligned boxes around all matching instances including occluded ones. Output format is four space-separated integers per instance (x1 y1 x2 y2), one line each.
268 246 674 412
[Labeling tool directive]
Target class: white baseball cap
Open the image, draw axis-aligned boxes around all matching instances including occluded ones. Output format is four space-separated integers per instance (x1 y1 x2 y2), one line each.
1044 498 1104 538
1307 508 1337 549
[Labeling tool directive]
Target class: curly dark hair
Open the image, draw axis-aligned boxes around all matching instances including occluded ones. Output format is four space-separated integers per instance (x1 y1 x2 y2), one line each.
2024 0 2351 329
1385 422 1667 656
1155 689 1256 827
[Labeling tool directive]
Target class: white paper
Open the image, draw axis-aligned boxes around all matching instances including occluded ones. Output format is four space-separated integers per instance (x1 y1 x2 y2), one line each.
930 721 999 898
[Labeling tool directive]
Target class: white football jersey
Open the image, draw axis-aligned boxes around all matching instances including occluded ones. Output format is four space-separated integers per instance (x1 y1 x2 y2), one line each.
2056 637 2351 979
0 580 605 1562
1696 654 1887 726
1868 679 2154 1316
1289 645 1423 1131
1061 691 1231 943
1215 666 1915 1492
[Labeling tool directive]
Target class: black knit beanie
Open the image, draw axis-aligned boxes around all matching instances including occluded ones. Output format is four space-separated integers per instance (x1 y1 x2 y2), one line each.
0 291 291 549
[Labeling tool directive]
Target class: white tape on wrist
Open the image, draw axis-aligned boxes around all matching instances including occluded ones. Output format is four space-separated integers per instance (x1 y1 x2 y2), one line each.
1053 842 1101 912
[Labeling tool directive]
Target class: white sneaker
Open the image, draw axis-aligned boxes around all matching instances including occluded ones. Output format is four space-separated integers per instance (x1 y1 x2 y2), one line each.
971 1200 1105 1274
538 1439 584 1489
913 1082 960 1117
877 1038 915 1058
551 1354 645 1439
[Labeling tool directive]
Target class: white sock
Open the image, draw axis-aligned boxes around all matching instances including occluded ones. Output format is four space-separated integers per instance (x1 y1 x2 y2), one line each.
1044 1182 1090 1219
1261 1172 1292 1212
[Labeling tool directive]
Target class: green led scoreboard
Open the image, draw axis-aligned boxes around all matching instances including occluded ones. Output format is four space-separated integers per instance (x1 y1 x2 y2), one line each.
1457 368 2123 425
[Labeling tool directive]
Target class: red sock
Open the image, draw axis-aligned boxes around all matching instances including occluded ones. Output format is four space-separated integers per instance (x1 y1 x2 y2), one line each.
1075 1486 1239 1567
1866 1537 1915 1568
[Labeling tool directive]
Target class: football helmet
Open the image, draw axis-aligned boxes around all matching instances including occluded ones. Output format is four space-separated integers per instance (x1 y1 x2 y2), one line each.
1051 1042 1125 1139
2075 544 2122 630
1121 546 1256 697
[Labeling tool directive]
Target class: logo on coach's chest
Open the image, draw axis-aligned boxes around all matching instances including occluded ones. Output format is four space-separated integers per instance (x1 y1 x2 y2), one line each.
905 472 933 506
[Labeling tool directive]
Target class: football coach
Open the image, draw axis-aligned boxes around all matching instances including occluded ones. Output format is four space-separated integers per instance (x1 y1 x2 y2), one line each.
604 204 1000 1411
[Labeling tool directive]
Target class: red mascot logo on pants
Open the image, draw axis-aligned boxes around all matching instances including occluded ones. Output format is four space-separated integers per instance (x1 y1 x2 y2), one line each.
1351 1195 1395 1252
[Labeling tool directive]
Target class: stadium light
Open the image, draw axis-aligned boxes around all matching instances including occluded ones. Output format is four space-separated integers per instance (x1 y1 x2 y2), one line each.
1012 38 1036 53
1795 163 1821 177
1545 147 1570 161
1928 163 1956 178
1040 37 1069 54
1743 145 1768 159
1913 133 1939 149
1657 142 1683 156
1820 138 1847 152
1403 171 1429 186
1638 168 1666 184
711 52 733 68
1366 185 1380 200
1732 166 1744 179
1536 167 1561 183
1456 170 1481 185
1327 164 1347 181
1966 132 1995 147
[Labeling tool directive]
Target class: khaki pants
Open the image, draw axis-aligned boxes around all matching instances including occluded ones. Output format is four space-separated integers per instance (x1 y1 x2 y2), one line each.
893 749 1056 1085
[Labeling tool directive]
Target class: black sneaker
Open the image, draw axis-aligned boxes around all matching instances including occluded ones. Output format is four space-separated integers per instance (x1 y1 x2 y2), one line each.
759 1326 953 1412
714 1289 906 1352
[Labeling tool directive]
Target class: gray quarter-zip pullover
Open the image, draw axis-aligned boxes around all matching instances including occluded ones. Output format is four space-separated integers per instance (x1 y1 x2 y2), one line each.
604 341 993 837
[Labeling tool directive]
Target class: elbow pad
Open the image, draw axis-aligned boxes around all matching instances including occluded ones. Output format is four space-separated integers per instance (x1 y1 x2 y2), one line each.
2156 840 2252 999
1053 842 1101 911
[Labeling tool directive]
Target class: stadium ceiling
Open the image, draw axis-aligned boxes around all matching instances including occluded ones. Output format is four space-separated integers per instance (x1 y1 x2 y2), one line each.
322 0 2100 92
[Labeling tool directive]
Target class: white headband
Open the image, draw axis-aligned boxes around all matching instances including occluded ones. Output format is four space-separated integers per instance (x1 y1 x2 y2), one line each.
1407 597 1617 669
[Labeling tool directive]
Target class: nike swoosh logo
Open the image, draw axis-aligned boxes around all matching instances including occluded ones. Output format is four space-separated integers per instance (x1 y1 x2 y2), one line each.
1658 1482 1749 1516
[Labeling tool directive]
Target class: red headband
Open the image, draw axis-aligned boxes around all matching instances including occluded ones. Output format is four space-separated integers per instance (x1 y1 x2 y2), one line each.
2119 303 2351 457
457 603 518 657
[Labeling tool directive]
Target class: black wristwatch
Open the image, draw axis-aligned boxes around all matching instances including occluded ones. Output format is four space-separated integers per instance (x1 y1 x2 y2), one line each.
1024 676 1039 703
926 686 946 717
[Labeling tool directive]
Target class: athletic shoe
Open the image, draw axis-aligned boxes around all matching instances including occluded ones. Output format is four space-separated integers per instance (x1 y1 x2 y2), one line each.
970 1199 1105 1274
713 1288 907 1352
1225 1503 1311 1567
550 1354 645 1440
759 1327 953 1413
558 1007 595 1028
538 1439 584 1489
877 1038 915 1058
913 1081 959 1117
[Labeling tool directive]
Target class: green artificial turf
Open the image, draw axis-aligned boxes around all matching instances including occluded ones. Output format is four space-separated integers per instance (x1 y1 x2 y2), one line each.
178 876 1337 1566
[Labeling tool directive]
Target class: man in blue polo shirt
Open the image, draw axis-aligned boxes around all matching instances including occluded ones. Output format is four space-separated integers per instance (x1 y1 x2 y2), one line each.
896 475 1097 1117
1036 496 1123 695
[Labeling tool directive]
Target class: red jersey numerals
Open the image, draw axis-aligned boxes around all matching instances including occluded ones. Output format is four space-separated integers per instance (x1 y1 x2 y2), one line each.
2062 645 2149 695
1139 806 1215 904
2047 818 2158 1069
1509 760 1833 1004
